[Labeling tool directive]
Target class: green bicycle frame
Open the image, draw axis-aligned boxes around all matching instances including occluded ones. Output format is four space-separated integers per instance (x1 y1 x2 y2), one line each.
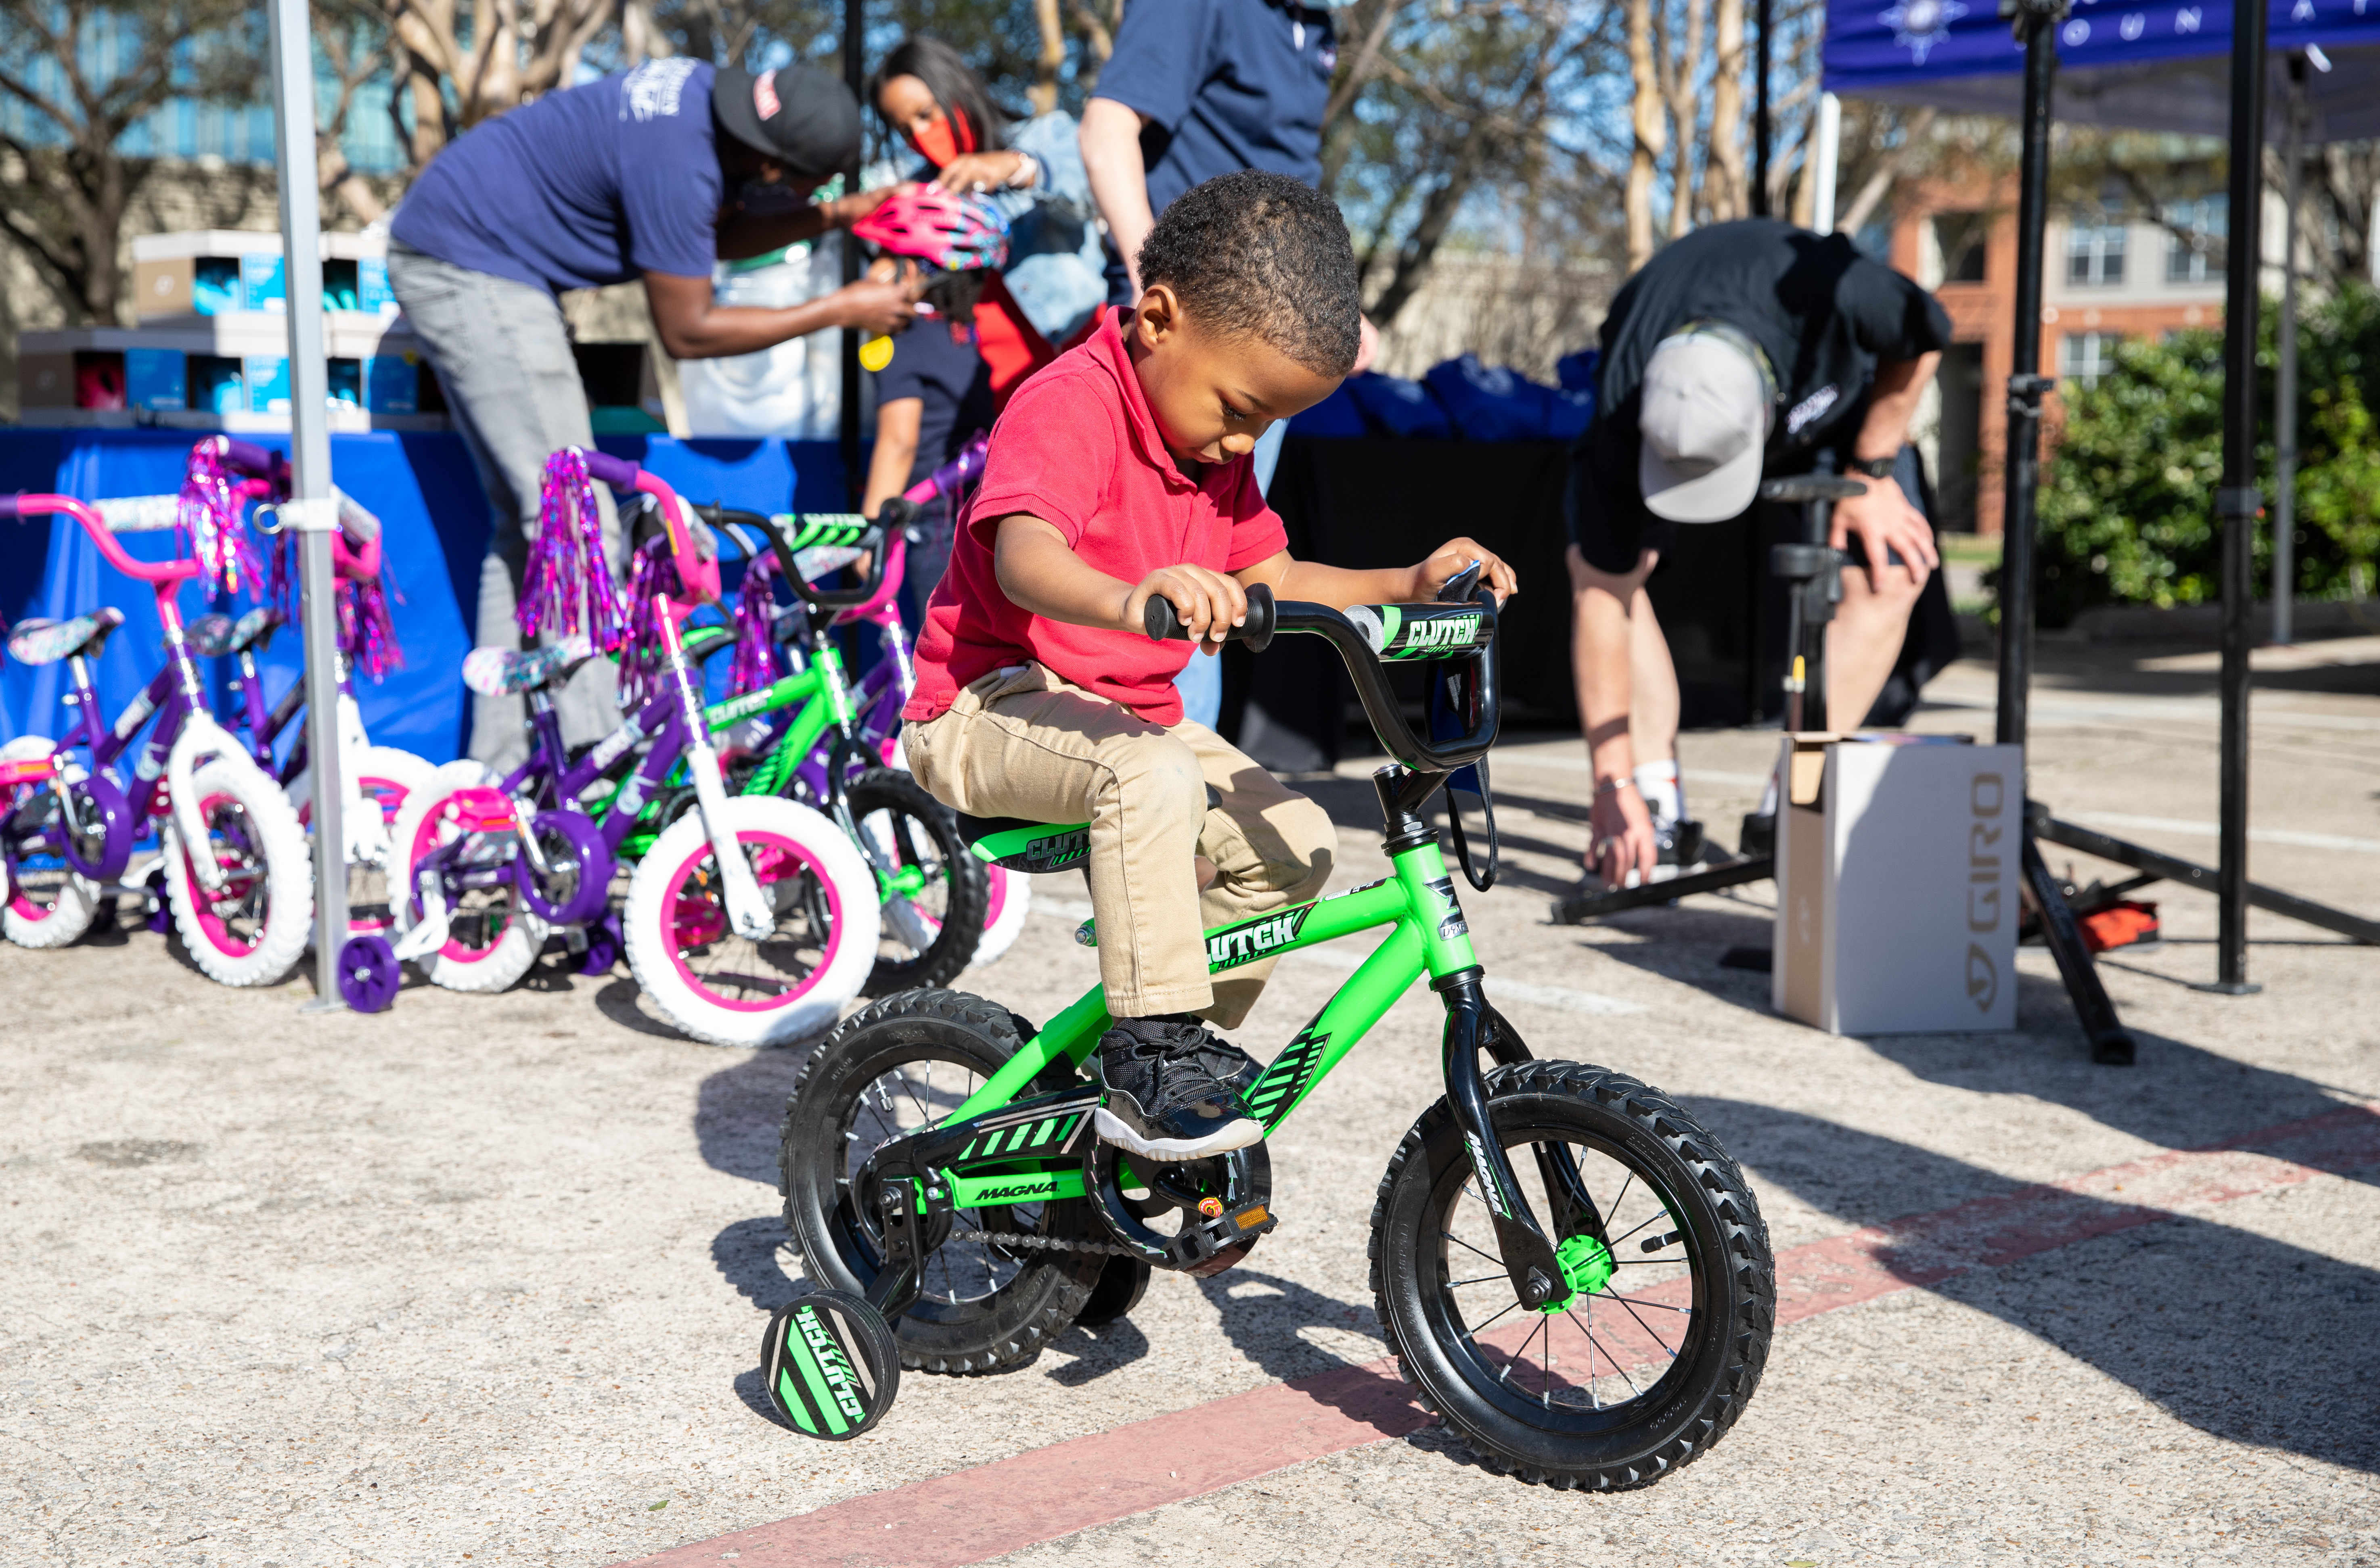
923 832 1479 1207
607 632 857 858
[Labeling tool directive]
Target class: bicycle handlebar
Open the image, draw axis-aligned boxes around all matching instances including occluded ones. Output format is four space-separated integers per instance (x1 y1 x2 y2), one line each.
579 450 641 490
1144 581 1502 773
700 506 891 612
1142 582 1278 651
0 492 201 586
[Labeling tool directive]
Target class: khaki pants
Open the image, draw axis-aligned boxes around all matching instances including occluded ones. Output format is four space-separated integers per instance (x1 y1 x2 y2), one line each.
906 664 1336 1027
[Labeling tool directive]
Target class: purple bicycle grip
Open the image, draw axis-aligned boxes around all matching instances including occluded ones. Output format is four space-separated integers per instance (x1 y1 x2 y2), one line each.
580 451 641 488
219 437 279 477
0 493 19 521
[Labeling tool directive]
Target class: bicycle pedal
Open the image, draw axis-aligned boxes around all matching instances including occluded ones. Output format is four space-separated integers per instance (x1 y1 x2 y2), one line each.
1167 1199 1277 1271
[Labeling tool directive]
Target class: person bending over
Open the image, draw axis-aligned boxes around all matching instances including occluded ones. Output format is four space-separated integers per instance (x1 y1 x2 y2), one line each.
1566 219 1949 889
902 171 1515 1162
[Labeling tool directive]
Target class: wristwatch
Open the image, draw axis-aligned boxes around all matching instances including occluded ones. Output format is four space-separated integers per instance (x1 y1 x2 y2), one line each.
1848 454 1898 480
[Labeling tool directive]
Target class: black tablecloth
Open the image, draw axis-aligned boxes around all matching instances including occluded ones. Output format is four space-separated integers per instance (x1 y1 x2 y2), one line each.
1228 437 1959 771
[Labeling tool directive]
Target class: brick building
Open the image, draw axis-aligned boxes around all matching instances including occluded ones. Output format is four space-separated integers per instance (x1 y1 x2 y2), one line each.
1887 174 2230 535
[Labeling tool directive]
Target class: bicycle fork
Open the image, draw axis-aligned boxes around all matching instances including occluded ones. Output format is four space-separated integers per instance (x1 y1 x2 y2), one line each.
1381 763 1587 1309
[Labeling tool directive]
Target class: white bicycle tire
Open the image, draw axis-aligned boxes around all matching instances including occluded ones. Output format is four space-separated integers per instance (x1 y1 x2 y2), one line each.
291 744 439 940
387 760 547 993
162 755 314 987
971 864 1032 968
623 794 879 1047
0 736 99 949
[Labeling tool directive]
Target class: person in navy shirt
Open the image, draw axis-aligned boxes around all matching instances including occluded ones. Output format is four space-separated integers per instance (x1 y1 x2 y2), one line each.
388 61 913 765
1080 0 1374 726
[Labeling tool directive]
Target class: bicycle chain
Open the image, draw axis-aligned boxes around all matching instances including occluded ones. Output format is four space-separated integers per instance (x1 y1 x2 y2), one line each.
964 1222 1145 1260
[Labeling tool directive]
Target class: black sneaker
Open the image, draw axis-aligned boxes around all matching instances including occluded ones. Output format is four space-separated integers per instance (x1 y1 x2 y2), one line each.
1093 1016 1262 1162
1646 817 1706 883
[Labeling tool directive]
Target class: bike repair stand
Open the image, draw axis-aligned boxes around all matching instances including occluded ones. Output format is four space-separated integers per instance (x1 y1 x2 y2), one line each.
1551 468 1863 926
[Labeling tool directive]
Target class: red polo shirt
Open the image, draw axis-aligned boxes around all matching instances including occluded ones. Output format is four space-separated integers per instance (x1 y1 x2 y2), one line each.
904 308 1289 727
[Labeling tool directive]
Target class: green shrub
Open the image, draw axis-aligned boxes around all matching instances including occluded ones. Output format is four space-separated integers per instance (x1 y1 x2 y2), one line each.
2024 284 2380 626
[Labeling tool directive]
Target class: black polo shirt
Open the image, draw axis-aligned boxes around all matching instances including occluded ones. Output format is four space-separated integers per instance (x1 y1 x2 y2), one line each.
1569 220 1953 572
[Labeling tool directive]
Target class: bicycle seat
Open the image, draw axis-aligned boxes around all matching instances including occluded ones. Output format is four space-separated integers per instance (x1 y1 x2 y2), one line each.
186 606 284 658
958 786 1218 874
6 608 124 666
957 814 1091 874
462 642 600 697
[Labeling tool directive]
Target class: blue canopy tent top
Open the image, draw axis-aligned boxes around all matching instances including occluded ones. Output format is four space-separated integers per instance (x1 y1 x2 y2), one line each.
1825 0 2380 135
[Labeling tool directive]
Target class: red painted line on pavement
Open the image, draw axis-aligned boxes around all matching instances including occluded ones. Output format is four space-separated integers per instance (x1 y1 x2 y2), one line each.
621 1103 2380 1568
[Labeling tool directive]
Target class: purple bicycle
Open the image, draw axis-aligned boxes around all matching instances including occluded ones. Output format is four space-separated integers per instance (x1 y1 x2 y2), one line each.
382 451 882 1045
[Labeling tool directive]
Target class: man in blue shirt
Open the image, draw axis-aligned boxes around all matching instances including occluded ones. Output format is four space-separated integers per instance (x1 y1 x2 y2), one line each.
389 60 913 764
1080 0 1373 725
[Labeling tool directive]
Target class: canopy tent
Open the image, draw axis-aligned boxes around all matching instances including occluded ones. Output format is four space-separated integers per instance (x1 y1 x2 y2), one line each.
1824 0 2380 136
1803 0 2380 1020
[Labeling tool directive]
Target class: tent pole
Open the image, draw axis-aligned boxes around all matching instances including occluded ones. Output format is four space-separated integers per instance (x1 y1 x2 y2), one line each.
2273 57 2304 648
1754 0 1773 218
839 0 865 505
267 0 348 1010
1812 92 1842 231
2204 0 2267 994
1997 0 2135 1063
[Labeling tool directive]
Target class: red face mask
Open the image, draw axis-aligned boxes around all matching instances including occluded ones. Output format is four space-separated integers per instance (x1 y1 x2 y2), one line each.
907 105 975 169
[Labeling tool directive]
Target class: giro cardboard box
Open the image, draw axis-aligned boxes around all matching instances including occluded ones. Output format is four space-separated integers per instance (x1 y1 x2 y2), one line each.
1773 732 2021 1036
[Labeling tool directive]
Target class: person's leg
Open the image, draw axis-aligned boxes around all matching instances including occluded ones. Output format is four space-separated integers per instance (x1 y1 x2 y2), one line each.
387 249 620 766
1624 585 1684 822
1172 720 1337 1031
1826 449 1931 729
905 667 1214 1018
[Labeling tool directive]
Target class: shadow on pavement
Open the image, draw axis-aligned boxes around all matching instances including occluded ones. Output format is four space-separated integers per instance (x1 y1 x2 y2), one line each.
1692 1097 2380 1473
694 1047 812 1185
1862 1012 2380 1192
710 1214 806 1311
1041 1315 1152 1386
1194 1266 1380 1386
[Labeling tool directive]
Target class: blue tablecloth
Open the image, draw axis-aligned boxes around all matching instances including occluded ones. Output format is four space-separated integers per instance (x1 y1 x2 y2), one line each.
0 429 856 765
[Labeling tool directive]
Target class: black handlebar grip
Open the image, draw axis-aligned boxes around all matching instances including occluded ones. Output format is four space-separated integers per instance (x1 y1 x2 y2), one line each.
1143 583 1275 651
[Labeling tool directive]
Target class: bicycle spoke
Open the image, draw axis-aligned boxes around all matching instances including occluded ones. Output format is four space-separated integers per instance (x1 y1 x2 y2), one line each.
1440 1229 1503 1268
1566 1306 1602 1411
1445 1273 1507 1288
1614 1292 1682 1359
1465 1297 1521 1337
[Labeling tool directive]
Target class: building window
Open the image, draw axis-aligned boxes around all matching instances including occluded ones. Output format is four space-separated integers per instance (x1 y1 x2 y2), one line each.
2061 332 2124 385
1932 213 1989 284
2164 197 2227 283
2068 218 2127 286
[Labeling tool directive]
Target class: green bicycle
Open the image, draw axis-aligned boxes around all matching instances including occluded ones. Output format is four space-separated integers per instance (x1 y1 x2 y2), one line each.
603 508 987 996
766 576 1775 1491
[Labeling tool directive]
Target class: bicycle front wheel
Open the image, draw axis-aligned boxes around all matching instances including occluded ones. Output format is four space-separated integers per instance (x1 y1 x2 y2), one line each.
1370 1061 1773 1491
622 794 879 1046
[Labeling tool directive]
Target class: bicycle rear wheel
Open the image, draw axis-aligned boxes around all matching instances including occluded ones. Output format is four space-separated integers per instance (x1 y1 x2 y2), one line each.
846 767 987 996
1370 1060 1773 1491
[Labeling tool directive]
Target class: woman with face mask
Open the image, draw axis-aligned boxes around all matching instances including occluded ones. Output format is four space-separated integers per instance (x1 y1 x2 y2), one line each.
866 38 1109 408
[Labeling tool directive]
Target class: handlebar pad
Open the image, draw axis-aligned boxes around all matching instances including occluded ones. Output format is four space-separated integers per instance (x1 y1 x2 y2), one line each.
220 437 280 478
579 450 640 488
1143 583 1275 652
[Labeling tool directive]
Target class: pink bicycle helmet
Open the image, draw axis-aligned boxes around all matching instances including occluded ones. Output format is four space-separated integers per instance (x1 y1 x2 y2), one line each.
850 188 1010 272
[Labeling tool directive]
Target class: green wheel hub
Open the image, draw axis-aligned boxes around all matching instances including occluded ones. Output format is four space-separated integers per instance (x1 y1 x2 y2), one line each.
1535 1232 1616 1313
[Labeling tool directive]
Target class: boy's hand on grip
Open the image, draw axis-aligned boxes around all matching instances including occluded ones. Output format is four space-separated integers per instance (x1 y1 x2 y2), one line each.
1126 565 1246 654
1412 539 1517 605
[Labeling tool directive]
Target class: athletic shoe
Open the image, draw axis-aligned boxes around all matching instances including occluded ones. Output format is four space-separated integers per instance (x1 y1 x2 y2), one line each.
1646 817 1707 882
1093 1016 1262 1162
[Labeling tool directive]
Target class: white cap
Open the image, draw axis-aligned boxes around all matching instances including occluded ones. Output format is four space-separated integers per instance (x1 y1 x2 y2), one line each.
1637 331 1772 523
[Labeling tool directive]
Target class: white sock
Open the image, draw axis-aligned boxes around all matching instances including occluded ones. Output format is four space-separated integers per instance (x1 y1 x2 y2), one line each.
1633 759 1683 826
1756 769 1779 817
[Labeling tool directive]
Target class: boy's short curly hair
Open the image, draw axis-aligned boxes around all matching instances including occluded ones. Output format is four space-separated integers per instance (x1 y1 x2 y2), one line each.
1135 170 1362 379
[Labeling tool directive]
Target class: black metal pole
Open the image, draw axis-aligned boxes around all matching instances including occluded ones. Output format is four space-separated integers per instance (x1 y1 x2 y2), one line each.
1753 0 1773 218
2207 0 2267 993
840 0 865 506
1996 0 2134 1064
1995 9 2056 755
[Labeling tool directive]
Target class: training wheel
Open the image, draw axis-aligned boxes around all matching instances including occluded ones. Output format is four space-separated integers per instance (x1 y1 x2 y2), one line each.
338 934 401 1013
761 1290 901 1440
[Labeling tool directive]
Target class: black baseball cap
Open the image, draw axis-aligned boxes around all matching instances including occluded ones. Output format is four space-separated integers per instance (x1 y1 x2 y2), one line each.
712 63 860 177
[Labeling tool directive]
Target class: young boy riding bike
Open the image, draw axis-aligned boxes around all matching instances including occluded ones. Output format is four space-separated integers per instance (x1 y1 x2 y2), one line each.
902 169 1515 1164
